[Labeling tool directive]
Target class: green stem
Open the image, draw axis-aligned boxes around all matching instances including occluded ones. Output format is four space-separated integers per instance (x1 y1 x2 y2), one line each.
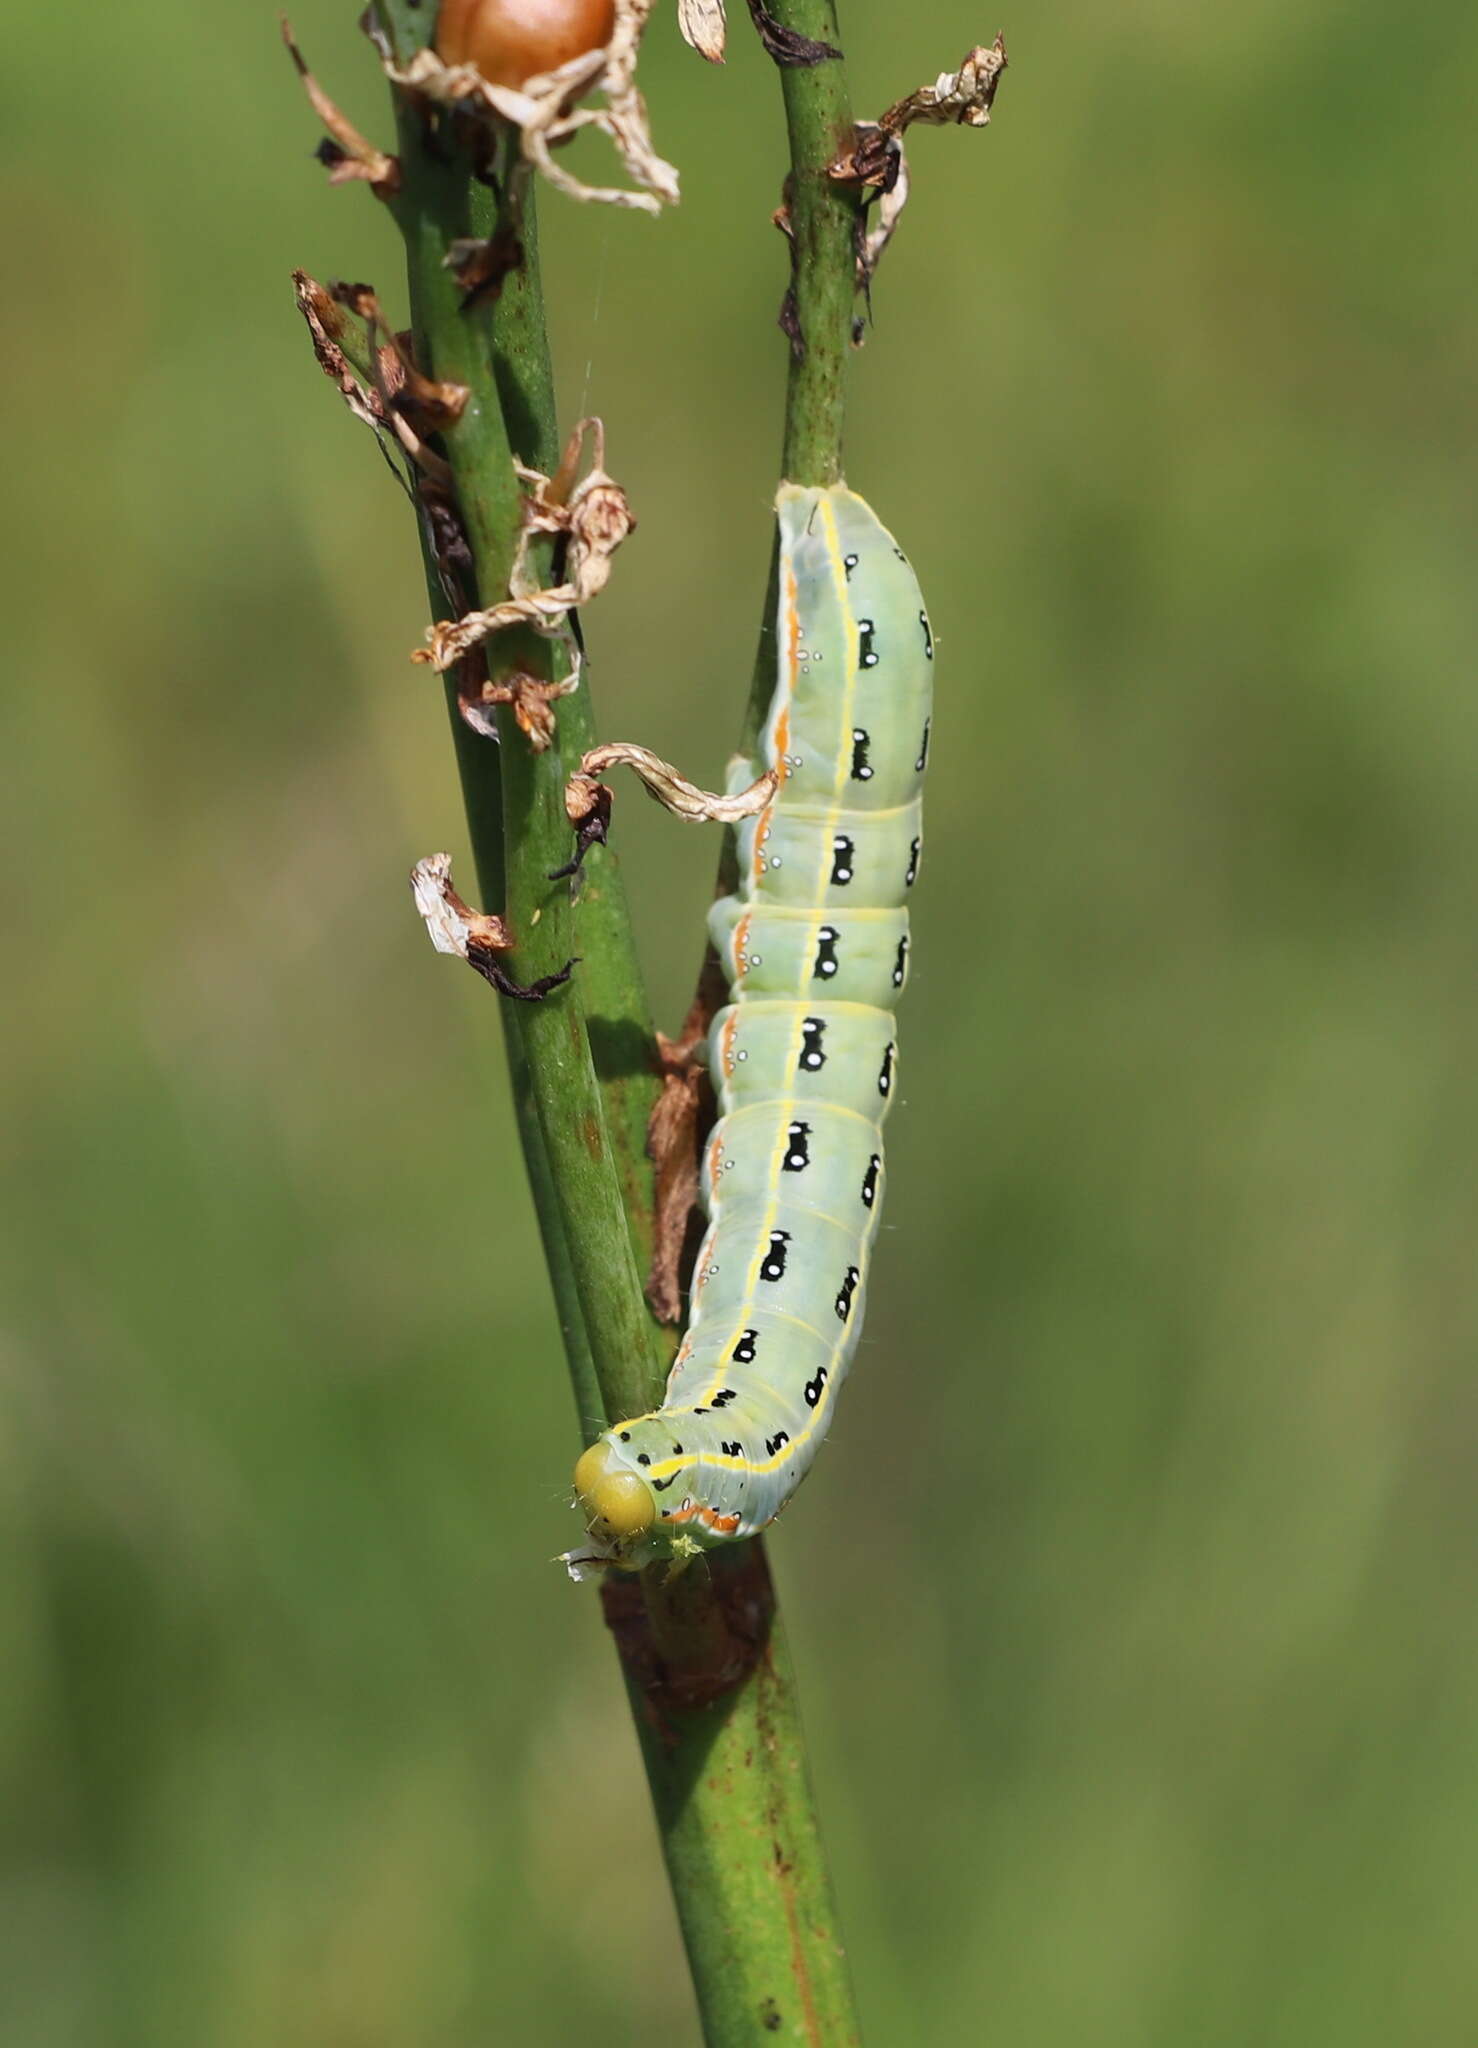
775 0 860 487
617 7 866 2037
369 5 862 2041
391 98 665 1430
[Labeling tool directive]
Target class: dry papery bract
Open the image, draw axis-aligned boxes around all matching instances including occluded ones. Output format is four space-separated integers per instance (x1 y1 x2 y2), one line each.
292 270 468 493
410 853 576 1001
387 0 678 214
283 19 400 196
411 851 514 958
830 37 1009 292
565 744 777 829
412 416 635 679
676 0 726 64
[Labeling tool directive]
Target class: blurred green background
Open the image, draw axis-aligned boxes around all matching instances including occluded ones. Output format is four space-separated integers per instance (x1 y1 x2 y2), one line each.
5 1 1478 2041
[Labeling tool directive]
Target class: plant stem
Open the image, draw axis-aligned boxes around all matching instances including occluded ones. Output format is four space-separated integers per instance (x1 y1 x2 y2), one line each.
391 99 667 1430
776 0 859 487
616 4 868 2035
369 5 863 2041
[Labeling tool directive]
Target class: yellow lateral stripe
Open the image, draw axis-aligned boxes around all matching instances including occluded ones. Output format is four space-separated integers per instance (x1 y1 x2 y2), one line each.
688 1004 809 1410
645 1314 856 1479
722 1098 884 1136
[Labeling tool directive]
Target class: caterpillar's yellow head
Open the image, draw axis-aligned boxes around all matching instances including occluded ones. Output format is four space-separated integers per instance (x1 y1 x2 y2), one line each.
573 1440 656 1567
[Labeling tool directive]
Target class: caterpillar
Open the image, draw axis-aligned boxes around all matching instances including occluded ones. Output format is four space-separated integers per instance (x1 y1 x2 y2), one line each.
570 483 933 1572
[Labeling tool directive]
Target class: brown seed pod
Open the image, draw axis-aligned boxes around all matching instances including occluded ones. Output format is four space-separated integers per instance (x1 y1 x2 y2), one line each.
435 0 617 90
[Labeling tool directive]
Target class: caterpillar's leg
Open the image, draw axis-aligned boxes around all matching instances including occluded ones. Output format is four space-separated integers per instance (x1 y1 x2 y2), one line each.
410 853 575 1004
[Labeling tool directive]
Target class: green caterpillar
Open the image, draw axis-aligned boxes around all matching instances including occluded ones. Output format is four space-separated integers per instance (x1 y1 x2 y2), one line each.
572 483 933 1571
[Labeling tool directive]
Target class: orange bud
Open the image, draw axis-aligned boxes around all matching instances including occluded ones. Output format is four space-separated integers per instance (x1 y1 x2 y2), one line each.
436 0 617 90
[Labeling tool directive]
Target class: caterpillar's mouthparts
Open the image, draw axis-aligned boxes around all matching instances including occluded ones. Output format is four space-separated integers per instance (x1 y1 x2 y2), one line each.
574 1441 656 1547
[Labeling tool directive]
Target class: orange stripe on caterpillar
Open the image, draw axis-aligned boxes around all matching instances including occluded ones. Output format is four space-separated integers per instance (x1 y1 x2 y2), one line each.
750 801 773 885
668 1502 742 1536
772 706 792 784
719 1008 741 1078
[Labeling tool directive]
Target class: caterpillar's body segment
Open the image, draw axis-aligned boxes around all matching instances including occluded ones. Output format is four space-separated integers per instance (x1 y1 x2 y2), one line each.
573 484 932 1570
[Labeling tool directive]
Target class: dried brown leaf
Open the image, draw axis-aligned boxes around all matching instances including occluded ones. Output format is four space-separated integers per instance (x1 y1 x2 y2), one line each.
282 18 400 197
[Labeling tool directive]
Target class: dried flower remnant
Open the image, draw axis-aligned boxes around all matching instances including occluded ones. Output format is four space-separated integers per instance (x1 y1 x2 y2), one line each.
829 37 1009 296
676 0 726 65
292 271 468 493
413 417 635 672
292 270 391 436
566 745 778 829
471 670 578 752
875 36 1009 137
283 20 400 197
388 0 678 214
554 742 777 878
410 853 576 1001
324 280 468 483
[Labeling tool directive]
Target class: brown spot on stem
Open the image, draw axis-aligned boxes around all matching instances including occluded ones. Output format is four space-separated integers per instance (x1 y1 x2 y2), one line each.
598 1541 776 1730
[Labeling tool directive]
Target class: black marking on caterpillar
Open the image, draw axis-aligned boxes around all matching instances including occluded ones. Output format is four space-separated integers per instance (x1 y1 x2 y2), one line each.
803 1367 827 1408
831 834 855 886
783 1121 811 1171
799 1018 827 1072
710 1387 739 1408
731 1332 759 1365
916 718 931 772
920 612 933 660
759 1231 791 1282
906 836 920 887
850 728 874 781
857 619 879 670
813 927 840 980
861 1155 881 1208
893 935 910 988
765 1431 790 1456
878 1042 895 1098
834 1266 860 1321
